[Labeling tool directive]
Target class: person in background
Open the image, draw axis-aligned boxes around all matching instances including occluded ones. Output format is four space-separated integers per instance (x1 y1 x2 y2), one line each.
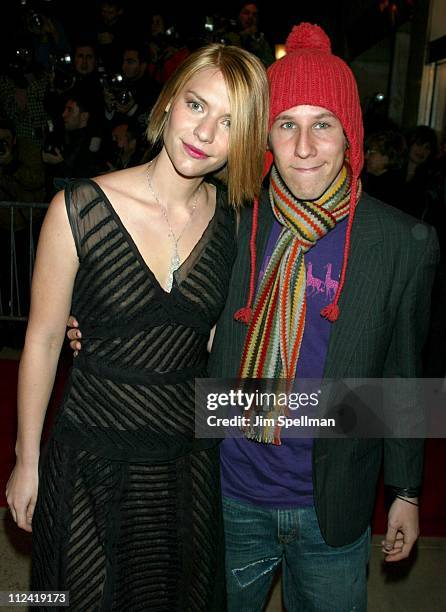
237 1 274 66
146 12 190 85
42 90 103 190
108 119 145 170
91 0 130 72
362 129 406 208
0 37 50 148
0 118 46 345
104 43 160 137
403 125 438 218
0 118 45 204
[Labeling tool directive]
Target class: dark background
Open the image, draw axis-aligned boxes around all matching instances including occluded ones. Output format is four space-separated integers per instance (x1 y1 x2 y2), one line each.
1 0 417 63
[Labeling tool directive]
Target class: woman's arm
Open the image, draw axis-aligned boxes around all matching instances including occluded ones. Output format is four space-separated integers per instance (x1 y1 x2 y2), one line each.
6 190 79 532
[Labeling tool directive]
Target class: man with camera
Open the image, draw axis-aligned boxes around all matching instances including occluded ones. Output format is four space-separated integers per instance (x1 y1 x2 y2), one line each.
104 43 160 138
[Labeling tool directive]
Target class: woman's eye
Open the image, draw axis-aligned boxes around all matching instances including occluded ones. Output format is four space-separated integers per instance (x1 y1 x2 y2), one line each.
222 119 231 128
188 101 203 112
281 122 295 129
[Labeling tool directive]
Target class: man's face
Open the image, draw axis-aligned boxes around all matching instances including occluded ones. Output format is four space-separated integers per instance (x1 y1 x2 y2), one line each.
409 141 431 166
269 105 347 200
239 3 258 30
122 50 144 80
62 100 87 131
74 46 96 75
101 3 122 26
365 147 389 176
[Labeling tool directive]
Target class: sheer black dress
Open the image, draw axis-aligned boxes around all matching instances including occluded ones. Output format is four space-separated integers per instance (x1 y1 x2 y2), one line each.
31 179 236 611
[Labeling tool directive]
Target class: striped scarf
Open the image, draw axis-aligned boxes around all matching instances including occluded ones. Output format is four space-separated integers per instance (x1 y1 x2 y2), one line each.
239 162 354 444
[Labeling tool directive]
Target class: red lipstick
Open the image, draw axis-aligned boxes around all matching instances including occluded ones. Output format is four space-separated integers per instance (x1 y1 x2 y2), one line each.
183 142 209 159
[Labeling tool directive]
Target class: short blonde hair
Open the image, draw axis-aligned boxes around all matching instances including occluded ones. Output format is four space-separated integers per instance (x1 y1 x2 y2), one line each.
147 44 269 207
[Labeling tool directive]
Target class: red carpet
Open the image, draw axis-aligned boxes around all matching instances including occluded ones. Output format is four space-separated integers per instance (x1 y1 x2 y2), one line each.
1 358 445 536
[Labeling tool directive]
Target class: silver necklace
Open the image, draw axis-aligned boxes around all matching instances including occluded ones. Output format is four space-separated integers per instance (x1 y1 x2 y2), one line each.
146 162 202 291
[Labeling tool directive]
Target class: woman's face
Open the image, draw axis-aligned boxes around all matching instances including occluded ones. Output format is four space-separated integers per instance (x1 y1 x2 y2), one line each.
162 68 231 178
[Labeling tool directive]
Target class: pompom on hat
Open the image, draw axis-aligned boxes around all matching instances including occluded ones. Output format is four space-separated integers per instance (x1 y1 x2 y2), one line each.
234 22 364 325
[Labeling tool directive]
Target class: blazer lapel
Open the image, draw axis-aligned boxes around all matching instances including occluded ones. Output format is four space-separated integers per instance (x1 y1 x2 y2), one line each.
324 198 383 378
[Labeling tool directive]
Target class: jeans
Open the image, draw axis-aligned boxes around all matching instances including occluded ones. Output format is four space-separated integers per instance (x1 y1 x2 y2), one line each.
223 496 370 612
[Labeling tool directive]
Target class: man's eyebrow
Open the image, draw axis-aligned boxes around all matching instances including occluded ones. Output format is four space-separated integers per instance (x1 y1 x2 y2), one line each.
275 112 336 121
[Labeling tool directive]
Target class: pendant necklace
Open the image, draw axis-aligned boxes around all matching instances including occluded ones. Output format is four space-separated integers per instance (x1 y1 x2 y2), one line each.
146 162 202 291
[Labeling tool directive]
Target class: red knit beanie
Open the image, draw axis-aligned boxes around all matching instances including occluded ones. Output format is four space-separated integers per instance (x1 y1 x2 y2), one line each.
267 22 363 178
235 22 364 325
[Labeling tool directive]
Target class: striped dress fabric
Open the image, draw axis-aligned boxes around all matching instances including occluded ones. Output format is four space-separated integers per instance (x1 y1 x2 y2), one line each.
31 179 236 611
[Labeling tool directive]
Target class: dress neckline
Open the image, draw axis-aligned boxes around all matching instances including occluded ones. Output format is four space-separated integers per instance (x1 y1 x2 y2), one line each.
85 178 219 295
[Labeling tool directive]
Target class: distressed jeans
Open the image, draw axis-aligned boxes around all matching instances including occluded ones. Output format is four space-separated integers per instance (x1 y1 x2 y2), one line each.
223 496 370 612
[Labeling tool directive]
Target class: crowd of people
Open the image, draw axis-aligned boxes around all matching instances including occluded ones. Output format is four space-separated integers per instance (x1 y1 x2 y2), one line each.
0 1 275 203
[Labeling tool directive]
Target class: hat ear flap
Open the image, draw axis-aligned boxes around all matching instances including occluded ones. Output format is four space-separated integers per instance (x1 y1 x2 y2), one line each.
263 150 274 179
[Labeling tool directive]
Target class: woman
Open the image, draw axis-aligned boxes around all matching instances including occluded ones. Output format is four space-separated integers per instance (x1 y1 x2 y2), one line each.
6 44 268 610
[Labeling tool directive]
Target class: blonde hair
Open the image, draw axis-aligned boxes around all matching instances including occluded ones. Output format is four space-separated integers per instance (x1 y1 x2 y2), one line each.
147 44 269 207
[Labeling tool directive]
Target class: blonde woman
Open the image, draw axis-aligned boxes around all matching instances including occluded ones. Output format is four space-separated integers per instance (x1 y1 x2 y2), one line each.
6 44 268 610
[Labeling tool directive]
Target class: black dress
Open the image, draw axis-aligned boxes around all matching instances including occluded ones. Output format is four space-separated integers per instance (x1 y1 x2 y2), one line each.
31 178 236 611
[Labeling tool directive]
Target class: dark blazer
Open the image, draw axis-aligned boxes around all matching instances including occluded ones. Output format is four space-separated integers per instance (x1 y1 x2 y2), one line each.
208 189 439 547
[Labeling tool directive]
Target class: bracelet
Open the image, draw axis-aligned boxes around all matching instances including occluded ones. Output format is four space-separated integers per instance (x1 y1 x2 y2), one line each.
395 495 419 507
386 485 421 498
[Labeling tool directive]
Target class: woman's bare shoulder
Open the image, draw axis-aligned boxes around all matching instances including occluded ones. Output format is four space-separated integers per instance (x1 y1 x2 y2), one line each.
93 164 147 198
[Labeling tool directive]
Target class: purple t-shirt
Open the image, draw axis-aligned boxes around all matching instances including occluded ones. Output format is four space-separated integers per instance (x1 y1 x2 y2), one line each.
220 217 347 508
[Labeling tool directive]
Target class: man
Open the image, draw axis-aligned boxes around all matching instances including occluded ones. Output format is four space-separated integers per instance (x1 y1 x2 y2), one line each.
236 2 275 66
67 23 438 611
108 119 143 169
43 92 102 189
92 0 129 72
207 23 438 611
45 41 105 155
104 44 160 135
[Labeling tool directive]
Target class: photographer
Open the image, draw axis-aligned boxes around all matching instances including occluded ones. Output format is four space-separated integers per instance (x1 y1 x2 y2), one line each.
45 41 107 162
20 0 70 70
0 37 50 147
103 43 160 137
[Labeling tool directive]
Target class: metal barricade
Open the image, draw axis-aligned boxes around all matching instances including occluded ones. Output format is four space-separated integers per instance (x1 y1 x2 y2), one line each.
0 201 48 321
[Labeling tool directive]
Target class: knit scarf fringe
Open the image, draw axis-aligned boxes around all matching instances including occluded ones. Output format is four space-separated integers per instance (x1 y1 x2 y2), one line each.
239 162 353 444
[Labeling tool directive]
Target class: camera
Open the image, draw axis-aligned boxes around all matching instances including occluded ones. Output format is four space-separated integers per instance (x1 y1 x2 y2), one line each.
102 73 134 109
49 53 76 92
